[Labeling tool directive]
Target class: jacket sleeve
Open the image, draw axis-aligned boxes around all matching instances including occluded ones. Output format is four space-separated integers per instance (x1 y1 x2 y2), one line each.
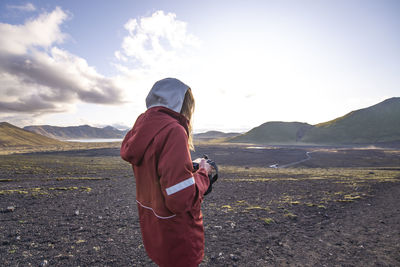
120 128 134 163
157 124 210 214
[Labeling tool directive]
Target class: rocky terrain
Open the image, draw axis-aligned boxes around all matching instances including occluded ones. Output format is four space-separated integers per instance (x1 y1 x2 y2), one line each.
1 145 399 266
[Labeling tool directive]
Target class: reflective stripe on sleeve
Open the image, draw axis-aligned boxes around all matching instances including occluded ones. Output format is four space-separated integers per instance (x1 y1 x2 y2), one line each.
166 177 195 196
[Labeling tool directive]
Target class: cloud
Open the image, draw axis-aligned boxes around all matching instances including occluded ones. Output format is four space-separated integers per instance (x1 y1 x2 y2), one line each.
0 6 67 55
0 7 124 115
7 3 36 12
116 10 200 68
1 9 201 127
112 10 202 115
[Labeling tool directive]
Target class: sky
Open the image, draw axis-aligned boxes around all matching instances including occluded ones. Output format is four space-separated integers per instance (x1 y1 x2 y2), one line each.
0 0 399 133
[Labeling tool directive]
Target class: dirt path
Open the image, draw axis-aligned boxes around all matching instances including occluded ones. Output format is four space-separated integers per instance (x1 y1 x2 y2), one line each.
279 151 314 168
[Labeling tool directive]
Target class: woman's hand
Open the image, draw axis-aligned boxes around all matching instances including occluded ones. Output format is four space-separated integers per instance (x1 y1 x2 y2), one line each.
193 158 213 174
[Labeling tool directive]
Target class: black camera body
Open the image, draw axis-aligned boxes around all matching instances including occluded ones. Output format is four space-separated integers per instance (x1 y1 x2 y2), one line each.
192 155 218 196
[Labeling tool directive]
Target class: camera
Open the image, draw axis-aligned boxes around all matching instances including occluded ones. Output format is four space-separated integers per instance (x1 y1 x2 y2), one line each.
192 154 218 195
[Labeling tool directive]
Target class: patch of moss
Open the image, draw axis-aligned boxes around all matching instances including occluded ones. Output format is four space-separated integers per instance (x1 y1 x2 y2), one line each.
284 212 297 220
0 189 28 195
80 186 92 192
344 194 361 200
260 217 275 225
49 186 79 191
245 206 263 210
56 177 107 181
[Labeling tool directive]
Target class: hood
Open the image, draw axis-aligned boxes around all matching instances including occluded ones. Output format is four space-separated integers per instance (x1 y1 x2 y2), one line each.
120 107 189 165
146 78 190 113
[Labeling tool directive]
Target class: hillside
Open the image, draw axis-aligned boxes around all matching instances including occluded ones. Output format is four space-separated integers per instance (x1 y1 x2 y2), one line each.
24 125 128 140
0 122 65 147
301 97 400 144
230 122 313 144
194 130 241 140
229 97 400 145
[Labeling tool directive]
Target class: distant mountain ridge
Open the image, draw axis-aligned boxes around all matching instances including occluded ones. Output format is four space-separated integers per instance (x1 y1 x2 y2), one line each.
0 122 65 147
24 125 128 140
230 97 400 145
3 97 399 147
194 130 241 140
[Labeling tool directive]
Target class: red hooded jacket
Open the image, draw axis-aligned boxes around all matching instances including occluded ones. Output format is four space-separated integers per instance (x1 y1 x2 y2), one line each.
121 106 210 267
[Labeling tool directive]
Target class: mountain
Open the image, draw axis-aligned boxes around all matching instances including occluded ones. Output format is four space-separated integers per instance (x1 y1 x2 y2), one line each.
23 125 128 140
194 131 241 140
0 122 65 147
301 97 400 144
230 122 313 145
229 97 400 145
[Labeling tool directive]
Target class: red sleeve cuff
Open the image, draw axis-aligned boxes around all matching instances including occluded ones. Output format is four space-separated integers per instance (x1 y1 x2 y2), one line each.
194 168 210 196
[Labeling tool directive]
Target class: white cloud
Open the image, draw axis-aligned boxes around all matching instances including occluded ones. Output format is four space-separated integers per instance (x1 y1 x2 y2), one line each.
108 10 204 128
7 3 36 12
1 9 204 128
0 6 67 55
116 10 200 68
0 7 124 117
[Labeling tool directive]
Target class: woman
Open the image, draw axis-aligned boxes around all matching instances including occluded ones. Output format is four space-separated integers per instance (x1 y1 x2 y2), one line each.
120 78 212 267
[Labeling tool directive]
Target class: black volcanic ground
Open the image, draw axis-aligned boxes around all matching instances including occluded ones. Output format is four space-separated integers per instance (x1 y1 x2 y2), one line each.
1 145 399 266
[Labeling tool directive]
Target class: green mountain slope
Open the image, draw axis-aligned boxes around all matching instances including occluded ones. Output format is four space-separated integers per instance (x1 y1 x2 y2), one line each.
0 122 65 147
194 131 241 140
228 97 400 145
302 97 400 144
230 121 313 144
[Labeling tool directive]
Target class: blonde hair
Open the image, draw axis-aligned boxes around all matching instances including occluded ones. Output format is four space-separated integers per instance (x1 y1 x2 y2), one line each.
180 88 195 151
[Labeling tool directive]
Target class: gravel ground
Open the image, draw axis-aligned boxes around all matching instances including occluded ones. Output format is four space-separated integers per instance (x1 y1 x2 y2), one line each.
1 146 399 266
